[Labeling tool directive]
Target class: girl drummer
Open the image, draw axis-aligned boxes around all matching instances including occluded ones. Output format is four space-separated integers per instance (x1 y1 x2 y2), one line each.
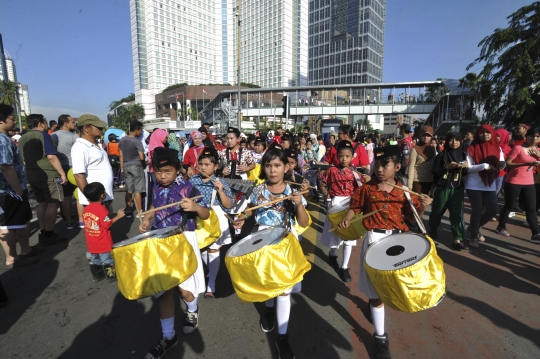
189 146 234 298
320 140 370 282
139 147 209 359
235 148 309 359
338 145 432 359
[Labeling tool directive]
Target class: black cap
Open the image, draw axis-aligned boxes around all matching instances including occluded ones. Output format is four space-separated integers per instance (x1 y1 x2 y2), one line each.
374 145 401 159
199 146 219 162
198 126 208 133
227 127 241 137
337 140 354 151
268 142 283 151
152 147 180 168
254 136 265 144
284 149 298 160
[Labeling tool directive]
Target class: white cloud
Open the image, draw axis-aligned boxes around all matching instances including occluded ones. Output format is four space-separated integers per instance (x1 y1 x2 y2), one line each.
30 105 108 122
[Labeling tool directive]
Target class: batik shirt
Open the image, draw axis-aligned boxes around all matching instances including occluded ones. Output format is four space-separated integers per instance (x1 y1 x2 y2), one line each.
218 147 254 175
249 183 307 227
320 167 362 197
189 174 233 212
152 176 206 231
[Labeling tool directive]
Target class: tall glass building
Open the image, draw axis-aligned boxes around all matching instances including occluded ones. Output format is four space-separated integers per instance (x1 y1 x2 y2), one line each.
308 0 386 85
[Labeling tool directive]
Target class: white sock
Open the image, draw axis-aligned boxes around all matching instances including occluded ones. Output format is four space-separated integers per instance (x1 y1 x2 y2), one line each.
160 315 175 340
342 245 352 269
330 247 337 257
265 298 275 308
201 250 209 266
206 251 220 293
183 297 198 313
276 295 291 335
371 304 385 336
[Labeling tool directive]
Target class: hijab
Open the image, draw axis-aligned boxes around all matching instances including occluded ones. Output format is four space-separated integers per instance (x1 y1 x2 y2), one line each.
467 124 499 186
167 133 182 160
148 129 169 172
413 126 436 161
442 132 465 166
189 131 205 150
495 128 511 155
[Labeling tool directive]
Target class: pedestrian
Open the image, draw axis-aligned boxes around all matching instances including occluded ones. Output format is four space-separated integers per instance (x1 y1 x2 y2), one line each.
140 147 208 359
51 114 79 230
465 124 505 248
462 131 473 152
82 182 125 282
147 129 169 183
47 120 58 135
182 131 205 179
494 128 512 197
510 123 529 147
18 114 69 245
338 145 432 359
0 105 43 267
198 126 213 147
119 120 146 218
495 128 540 243
407 126 436 195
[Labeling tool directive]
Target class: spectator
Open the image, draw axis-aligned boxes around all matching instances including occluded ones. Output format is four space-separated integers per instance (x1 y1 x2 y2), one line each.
119 120 146 218
0 105 43 267
366 137 375 164
510 123 529 147
496 128 540 242
47 120 58 135
317 136 326 161
147 129 169 183
18 114 68 244
106 134 122 187
462 131 474 152
407 126 436 195
167 132 183 163
281 135 292 150
182 131 205 178
202 123 216 144
51 114 78 229
199 126 213 147
303 126 310 135
71 114 114 210
494 128 512 197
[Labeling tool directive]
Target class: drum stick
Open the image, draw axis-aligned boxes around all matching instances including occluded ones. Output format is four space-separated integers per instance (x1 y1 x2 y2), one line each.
245 190 309 212
328 209 382 232
384 182 424 197
137 195 204 217
285 181 316 189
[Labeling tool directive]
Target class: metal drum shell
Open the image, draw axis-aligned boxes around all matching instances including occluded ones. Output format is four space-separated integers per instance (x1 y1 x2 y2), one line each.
225 227 311 302
112 226 198 300
364 234 446 313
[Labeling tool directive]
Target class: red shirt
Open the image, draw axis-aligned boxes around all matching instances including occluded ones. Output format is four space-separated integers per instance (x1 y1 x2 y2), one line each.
182 146 205 173
326 142 370 167
350 180 421 231
83 203 114 254
272 135 282 145
512 138 526 147
321 167 362 197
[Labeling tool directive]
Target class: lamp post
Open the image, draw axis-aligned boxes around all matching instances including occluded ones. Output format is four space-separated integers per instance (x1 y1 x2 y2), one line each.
236 0 242 128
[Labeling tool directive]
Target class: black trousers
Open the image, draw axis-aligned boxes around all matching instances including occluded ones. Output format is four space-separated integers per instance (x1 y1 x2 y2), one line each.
499 182 540 235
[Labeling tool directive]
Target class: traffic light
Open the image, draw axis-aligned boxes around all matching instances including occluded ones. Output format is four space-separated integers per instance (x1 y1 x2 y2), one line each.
281 96 289 117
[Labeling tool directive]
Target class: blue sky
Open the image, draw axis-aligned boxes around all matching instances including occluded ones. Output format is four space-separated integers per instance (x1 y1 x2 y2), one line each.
0 0 534 121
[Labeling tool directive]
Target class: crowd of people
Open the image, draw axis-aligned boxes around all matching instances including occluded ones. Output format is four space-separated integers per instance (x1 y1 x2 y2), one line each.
1 100 539 359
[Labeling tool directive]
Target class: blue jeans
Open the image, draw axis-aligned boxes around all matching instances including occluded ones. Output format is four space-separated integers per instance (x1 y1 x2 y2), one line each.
466 189 498 238
90 252 114 266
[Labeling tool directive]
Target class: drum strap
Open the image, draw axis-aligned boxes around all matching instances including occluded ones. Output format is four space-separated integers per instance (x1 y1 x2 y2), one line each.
352 171 362 187
403 187 427 234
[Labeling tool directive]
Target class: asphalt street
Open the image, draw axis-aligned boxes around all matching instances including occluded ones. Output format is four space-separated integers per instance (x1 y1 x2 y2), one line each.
0 188 539 358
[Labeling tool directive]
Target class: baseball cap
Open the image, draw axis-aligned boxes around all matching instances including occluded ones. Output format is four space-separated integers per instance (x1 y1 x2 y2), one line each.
77 114 107 129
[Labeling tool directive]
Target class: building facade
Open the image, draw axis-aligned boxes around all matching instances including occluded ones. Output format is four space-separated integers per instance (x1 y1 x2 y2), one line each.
382 114 420 136
308 0 386 86
5 56 16 82
18 84 31 115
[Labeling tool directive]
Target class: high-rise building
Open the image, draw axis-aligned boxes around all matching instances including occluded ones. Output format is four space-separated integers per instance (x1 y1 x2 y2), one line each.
18 84 31 116
5 54 16 83
308 0 386 86
130 0 309 121
0 34 8 82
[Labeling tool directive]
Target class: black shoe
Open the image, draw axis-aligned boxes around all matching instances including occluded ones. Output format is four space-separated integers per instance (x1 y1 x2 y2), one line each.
145 335 178 359
451 241 466 251
89 264 106 282
125 210 133 219
328 251 338 269
373 333 391 359
275 334 295 359
39 233 68 246
183 307 199 334
102 264 117 282
339 268 352 282
260 307 275 332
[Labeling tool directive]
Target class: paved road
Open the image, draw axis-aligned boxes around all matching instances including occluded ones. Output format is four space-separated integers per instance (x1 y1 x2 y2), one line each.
0 189 539 358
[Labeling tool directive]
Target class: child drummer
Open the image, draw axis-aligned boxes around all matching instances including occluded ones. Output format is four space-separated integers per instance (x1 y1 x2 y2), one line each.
338 145 432 359
320 141 370 282
139 147 209 359
235 148 309 359
188 146 234 298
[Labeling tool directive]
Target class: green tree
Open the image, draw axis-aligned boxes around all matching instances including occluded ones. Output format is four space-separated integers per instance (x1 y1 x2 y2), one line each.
0 81 19 106
111 104 146 132
108 93 135 111
355 118 374 134
463 2 540 127
424 78 449 103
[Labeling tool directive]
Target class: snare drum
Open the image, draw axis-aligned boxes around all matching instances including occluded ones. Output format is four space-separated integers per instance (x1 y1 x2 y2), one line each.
327 206 365 241
225 226 311 302
364 233 446 313
195 208 222 249
112 226 198 300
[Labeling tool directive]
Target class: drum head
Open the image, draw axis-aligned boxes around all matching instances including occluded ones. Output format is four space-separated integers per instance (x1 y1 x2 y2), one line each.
113 225 183 248
226 227 288 257
365 233 430 271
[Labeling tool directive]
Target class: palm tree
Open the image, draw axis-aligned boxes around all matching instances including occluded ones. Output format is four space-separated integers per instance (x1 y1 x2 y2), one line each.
127 103 145 120
0 81 19 106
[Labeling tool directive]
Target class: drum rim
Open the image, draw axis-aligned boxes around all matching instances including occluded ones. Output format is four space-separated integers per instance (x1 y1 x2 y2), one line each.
112 225 183 248
225 226 289 258
364 232 432 271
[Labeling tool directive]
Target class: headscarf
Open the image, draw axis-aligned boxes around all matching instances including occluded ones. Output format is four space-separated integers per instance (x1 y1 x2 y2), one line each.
442 132 465 166
148 129 169 172
413 126 436 161
167 133 182 161
467 124 499 186
495 128 511 155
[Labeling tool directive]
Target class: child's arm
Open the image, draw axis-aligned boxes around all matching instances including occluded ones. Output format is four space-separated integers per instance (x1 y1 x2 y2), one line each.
214 179 232 209
139 206 155 233
111 208 125 224
291 191 309 228
180 197 210 220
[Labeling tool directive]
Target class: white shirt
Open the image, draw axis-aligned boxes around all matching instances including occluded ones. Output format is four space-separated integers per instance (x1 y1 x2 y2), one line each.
465 149 505 191
71 138 114 205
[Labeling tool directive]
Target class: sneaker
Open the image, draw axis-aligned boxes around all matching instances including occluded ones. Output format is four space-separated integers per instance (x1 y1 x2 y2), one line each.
125 210 133 219
490 217 497 222
468 238 479 249
260 307 275 332
275 334 295 359
39 233 69 246
79 221 85 229
531 234 540 244
183 308 199 334
339 268 352 283
118 184 126 189
328 251 338 269
66 222 76 230
144 335 178 359
451 241 466 251
373 333 391 359
495 227 510 237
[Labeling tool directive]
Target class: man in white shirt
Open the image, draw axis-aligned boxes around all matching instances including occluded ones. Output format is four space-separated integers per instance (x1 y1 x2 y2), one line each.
70 115 114 208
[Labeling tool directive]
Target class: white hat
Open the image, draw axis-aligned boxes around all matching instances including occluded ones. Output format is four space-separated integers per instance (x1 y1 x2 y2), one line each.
309 134 317 140
268 130 274 136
